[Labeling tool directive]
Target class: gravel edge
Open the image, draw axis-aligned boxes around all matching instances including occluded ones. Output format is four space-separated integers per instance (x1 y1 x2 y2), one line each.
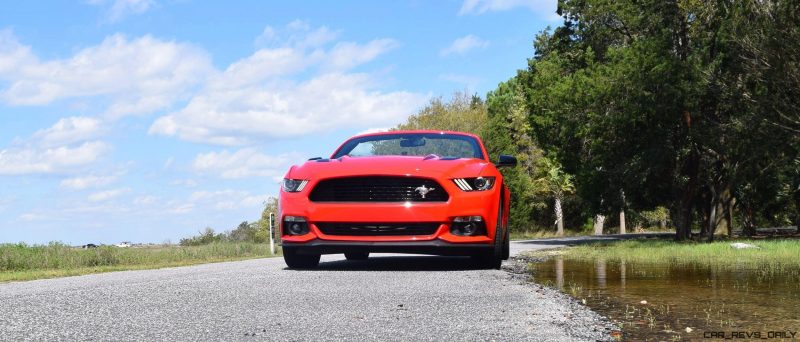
502 254 619 342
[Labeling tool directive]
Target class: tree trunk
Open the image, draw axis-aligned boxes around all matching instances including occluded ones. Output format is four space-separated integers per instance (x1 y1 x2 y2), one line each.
593 214 606 235
699 200 709 238
727 197 736 236
742 206 756 237
675 149 699 241
674 9 694 241
555 196 564 236
707 193 717 242
796 215 800 235
619 190 626 234
795 194 800 234
713 182 733 237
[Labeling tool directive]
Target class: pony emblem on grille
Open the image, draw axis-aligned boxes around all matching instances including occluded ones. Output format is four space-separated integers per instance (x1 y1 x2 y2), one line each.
414 185 435 199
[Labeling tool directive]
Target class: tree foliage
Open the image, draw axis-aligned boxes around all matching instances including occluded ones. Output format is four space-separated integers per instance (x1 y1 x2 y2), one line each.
181 197 280 246
501 0 800 239
394 91 488 136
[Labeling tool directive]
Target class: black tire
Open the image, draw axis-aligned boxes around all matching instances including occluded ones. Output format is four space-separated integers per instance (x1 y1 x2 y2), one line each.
344 252 369 260
502 226 510 260
473 201 504 269
282 247 320 269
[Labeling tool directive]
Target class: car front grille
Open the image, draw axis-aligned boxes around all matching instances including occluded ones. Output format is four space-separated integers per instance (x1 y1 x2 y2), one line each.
315 222 441 236
308 176 449 202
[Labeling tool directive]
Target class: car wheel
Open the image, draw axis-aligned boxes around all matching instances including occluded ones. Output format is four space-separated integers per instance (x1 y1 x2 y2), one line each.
282 247 321 269
502 226 510 260
473 201 504 269
344 252 369 260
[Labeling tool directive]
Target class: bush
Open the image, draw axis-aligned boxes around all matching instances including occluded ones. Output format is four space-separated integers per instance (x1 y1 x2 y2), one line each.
179 227 224 246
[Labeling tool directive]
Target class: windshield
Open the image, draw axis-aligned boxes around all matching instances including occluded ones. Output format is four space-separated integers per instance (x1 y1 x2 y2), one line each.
332 133 484 159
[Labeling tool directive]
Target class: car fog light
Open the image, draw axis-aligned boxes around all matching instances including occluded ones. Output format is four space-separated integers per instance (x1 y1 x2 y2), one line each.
288 223 305 235
450 216 486 236
462 222 477 235
283 216 309 235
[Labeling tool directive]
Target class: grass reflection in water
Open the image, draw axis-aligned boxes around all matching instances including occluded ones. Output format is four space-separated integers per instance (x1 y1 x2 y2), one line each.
531 255 800 341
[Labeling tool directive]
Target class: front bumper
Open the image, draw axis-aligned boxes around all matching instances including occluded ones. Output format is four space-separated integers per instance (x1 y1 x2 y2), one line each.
282 240 493 256
279 184 501 247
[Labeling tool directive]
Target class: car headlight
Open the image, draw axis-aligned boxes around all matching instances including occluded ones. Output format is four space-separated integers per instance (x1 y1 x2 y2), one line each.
452 177 495 191
282 179 309 192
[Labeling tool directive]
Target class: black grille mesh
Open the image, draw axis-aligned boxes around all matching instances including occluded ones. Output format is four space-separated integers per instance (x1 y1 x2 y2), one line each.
309 176 448 202
316 222 440 236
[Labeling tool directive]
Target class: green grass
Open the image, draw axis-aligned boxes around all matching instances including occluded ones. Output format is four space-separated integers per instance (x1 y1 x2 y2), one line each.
0 242 281 282
510 230 584 240
548 239 800 271
509 227 673 241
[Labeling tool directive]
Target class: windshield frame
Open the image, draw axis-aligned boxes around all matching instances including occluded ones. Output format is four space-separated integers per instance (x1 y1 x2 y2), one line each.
331 132 486 160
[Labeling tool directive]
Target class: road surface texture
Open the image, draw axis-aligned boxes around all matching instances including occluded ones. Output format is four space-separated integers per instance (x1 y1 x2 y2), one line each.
0 234 668 341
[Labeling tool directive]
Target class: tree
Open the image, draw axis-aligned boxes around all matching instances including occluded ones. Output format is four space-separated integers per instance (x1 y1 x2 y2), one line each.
534 157 575 236
228 221 259 242
394 91 488 136
179 227 224 246
501 0 800 241
485 79 550 232
255 197 279 243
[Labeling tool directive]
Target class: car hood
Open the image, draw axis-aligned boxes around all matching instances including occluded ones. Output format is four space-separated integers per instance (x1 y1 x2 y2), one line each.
285 156 491 180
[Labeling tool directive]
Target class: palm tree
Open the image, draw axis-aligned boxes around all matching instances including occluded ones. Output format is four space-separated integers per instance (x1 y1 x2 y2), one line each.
535 158 575 236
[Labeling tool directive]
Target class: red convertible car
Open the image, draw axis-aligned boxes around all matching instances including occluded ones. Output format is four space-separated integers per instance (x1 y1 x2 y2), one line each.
279 130 516 269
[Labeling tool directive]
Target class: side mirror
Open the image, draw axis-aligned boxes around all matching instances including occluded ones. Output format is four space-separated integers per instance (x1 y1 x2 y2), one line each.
495 155 517 168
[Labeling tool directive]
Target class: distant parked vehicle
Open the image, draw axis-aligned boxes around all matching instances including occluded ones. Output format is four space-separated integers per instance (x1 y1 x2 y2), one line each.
115 242 131 248
81 244 99 249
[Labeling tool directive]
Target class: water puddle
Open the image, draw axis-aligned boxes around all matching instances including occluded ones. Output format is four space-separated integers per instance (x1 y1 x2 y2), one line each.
530 257 800 341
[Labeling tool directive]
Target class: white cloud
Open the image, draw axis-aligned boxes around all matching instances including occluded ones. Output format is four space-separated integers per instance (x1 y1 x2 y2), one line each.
325 39 399 71
150 22 422 145
163 156 174 169
440 35 489 57
0 29 35 76
167 202 194 214
458 0 559 19
0 32 214 117
439 73 481 91
87 0 156 23
133 195 158 205
240 194 268 208
151 73 422 144
19 213 46 221
255 20 339 49
0 116 111 176
355 127 390 136
33 116 103 147
192 148 299 180
189 190 269 211
0 141 110 175
212 48 309 89
88 187 131 202
60 174 118 190
0 196 12 212
171 179 198 187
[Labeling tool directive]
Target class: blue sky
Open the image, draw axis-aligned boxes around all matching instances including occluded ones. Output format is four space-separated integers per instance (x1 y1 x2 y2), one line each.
0 0 557 244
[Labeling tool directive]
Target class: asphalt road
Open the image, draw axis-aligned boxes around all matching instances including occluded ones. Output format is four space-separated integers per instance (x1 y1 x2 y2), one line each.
0 235 665 341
